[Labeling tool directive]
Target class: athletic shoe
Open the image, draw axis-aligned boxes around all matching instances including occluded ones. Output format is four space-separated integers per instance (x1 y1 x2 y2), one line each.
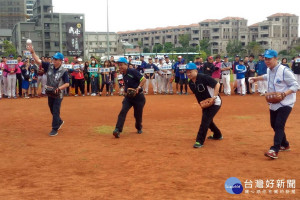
207 135 223 140
185 92 188 95
137 129 143 134
58 121 64 130
13 96 17 99
111 93 113 96
264 150 278 159
87 93 90 96
260 93 265 96
82 94 85 97
49 129 58 137
8 96 11 99
193 142 203 148
113 128 120 138
74 94 78 97
279 146 290 152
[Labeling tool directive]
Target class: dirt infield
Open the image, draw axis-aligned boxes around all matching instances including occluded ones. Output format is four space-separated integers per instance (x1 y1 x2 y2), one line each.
0 92 299 200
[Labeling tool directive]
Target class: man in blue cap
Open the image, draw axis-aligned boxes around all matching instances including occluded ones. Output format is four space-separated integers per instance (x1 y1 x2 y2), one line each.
28 45 70 136
249 49 298 159
186 63 223 148
113 57 146 138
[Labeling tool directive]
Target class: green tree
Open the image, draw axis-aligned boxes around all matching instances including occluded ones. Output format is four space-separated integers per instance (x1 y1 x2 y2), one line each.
199 39 210 55
164 42 173 53
226 40 243 57
178 34 191 49
143 47 150 53
246 41 263 57
153 43 163 53
195 50 207 61
3 40 17 57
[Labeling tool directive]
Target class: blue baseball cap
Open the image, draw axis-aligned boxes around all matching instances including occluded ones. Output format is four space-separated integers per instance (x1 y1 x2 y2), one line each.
186 63 197 70
52 52 64 60
116 57 128 64
9 54 14 58
264 49 278 58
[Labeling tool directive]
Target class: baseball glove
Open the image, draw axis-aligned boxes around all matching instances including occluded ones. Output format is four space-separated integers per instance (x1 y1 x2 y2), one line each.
126 88 137 98
265 92 286 103
199 98 215 109
45 86 61 98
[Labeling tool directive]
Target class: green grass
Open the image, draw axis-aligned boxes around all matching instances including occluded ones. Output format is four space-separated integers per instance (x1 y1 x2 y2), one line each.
94 125 115 135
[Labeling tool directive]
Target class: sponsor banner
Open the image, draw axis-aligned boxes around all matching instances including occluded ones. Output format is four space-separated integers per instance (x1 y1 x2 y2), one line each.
99 68 110 73
63 64 73 69
66 22 83 56
179 64 187 70
144 68 154 73
117 74 123 80
88 67 98 72
6 60 18 65
131 60 142 65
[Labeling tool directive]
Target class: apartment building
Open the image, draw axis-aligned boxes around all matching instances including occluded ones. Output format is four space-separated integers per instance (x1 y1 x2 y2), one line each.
26 0 36 21
118 24 199 51
12 0 85 58
84 32 118 59
0 29 12 56
118 13 298 54
0 0 27 30
251 13 298 51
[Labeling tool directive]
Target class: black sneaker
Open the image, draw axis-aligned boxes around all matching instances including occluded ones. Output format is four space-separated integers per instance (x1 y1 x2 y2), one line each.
207 135 223 140
137 129 143 134
49 129 58 137
193 142 203 148
58 121 64 130
113 128 120 138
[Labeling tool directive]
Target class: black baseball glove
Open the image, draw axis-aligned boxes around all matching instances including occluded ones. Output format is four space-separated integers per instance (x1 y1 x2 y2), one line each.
126 88 137 98
46 86 61 98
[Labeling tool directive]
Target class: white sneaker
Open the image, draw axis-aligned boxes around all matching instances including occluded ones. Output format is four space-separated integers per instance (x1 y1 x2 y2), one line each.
87 93 90 96
74 94 78 97
82 94 85 97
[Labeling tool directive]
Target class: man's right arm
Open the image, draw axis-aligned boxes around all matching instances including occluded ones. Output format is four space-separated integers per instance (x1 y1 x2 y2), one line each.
27 45 42 66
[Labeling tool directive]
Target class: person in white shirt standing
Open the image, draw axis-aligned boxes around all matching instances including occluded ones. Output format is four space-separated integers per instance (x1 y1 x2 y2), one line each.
249 50 298 159
220 56 232 95
4 55 18 99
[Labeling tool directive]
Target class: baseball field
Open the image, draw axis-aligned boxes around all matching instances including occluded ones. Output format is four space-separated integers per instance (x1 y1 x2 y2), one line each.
0 91 299 200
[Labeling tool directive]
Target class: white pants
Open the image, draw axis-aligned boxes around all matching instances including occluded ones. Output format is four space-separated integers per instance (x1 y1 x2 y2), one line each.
3 76 7 95
222 74 231 95
0 76 2 97
145 78 157 93
156 75 164 93
258 80 267 94
237 78 245 95
294 74 300 90
37 74 47 94
7 74 16 98
249 77 256 93
163 74 173 94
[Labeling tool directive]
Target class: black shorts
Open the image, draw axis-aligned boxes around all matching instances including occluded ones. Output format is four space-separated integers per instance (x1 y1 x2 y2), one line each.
175 76 180 83
179 79 188 84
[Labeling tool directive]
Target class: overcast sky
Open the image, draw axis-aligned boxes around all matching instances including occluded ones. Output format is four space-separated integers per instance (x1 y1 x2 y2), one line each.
52 0 300 33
